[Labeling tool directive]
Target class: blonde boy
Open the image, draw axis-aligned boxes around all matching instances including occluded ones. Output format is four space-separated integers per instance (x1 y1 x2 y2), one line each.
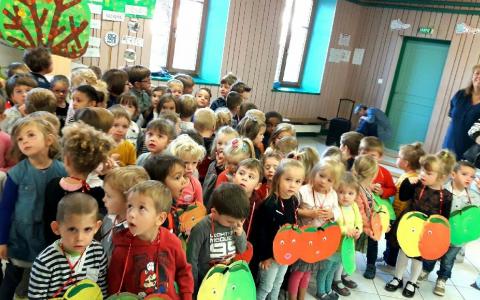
194 107 216 138
178 94 197 131
167 79 184 100
2 74 37 133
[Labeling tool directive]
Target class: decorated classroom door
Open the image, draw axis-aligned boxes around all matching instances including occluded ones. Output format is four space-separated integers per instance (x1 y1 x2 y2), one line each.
386 38 449 150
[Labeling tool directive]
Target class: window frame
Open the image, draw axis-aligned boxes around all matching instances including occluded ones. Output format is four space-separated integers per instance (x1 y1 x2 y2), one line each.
277 0 318 88
165 0 209 76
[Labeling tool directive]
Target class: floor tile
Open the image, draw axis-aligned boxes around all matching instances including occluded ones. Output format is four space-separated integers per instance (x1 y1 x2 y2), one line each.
347 270 378 294
449 260 479 288
374 272 423 299
340 290 381 300
455 285 480 300
418 280 463 300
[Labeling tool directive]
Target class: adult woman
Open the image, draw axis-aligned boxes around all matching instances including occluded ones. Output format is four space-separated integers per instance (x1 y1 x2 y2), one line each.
443 65 480 159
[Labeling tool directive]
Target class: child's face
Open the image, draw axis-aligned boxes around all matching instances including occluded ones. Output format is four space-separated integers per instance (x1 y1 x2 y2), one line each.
181 154 200 177
72 90 95 110
212 208 243 228
419 168 440 186
109 117 129 143
11 84 33 106
145 129 170 154
278 166 304 199
165 163 188 199
396 151 409 171
121 104 137 119
266 117 281 135
215 133 235 165
240 91 250 101
196 89 211 108
161 100 176 114
313 169 334 194
51 82 68 104
233 166 261 196
103 182 127 217
253 126 266 145
170 85 183 99
53 213 101 254
360 149 382 162
273 131 293 145
263 157 280 182
219 83 230 98
139 77 151 91
337 185 357 207
16 124 51 158
127 193 166 241
451 166 476 189
152 91 163 108
225 156 242 175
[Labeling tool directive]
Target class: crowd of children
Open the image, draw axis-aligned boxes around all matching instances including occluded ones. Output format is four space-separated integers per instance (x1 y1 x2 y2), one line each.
0 47 479 300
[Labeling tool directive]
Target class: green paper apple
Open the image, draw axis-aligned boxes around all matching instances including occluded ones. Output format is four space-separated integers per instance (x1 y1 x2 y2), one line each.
341 236 356 275
449 205 480 246
106 293 141 300
373 194 396 220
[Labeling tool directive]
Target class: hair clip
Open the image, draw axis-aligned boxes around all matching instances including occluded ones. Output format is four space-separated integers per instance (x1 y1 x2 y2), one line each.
287 151 300 160
231 138 240 149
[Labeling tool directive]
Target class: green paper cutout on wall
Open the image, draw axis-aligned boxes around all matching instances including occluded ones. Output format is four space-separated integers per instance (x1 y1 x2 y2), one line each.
341 236 356 275
0 0 91 58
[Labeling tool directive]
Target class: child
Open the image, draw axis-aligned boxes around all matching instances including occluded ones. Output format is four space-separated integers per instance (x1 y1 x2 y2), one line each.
187 183 249 293
50 75 70 127
23 47 52 89
383 142 425 267
101 166 150 259
385 150 455 298
108 105 137 166
358 136 396 279
178 94 197 131
237 114 266 159
251 159 305 300
290 159 344 300
195 87 212 108
230 80 252 101
295 147 320 181
108 180 194 298
210 73 237 111
72 85 99 112
25 88 57 114
1 74 37 134
332 172 363 297
256 149 282 200
340 131 364 170
276 136 299 157
239 102 258 120
167 79 184 100
157 93 177 115
0 117 66 299
193 107 216 152
215 137 255 187
419 160 480 296
215 107 232 128
127 65 152 116
268 122 296 150
0 98 14 172
226 91 242 127
137 118 176 166
43 122 114 244
118 93 141 147
145 85 167 124
263 111 283 149
174 73 195 95
102 68 130 107
6 62 30 78
74 107 114 133
28 193 107 299
168 134 206 205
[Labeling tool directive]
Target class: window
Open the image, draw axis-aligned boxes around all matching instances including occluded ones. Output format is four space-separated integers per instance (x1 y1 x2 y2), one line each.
150 0 208 75
275 0 317 87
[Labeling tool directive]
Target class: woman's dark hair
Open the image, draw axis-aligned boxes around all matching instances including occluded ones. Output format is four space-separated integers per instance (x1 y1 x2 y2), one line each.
143 154 184 183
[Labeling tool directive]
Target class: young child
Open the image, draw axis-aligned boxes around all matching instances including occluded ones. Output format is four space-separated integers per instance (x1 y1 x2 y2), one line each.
195 87 212 108
256 149 282 201
168 134 206 205
332 172 363 297
167 79 184 100
23 47 52 89
290 159 344 300
102 68 130 107
276 136 299 157
127 65 152 116
1 74 37 134
210 73 237 111
157 93 177 115
340 131 364 170
145 85 167 124
108 105 137 166
28 193 107 299
383 142 425 267
43 122 113 244
72 85 100 113
419 160 480 296
118 93 141 147
193 107 216 152
178 94 197 131
50 75 70 127
295 147 320 182
24 88 57 114
251 159 305 300
136 118 176 166
385 150 455 298
0 98 14 172
215 137 255 187
239 102 258 120
226 91 243 127
263 111 283 149
174 73 195 95
358 136 396 279
187 183 249 293
230 80 252 101
101 166 150 259
237 114 266 159
0 117 66 299
268 122 296 150
108 180 194 298
215 107 232 128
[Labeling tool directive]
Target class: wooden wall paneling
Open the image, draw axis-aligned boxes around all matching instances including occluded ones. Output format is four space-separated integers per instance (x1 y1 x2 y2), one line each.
230 1 246 76
432 12 443 40
221 0 236 75
436 13 450 40
99 20 114 71
236 0 254 81
141 20 153 67
244 0 261 87
116 17 128 68
110 21 121 68
363 8 384 106
249 0 268 105
353 6 375 102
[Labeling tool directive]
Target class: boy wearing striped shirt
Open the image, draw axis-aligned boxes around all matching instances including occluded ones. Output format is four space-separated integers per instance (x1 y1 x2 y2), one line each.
28 193 108 299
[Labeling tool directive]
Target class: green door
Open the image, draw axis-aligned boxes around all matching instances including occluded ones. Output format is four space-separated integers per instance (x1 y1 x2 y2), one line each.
386 38 450 150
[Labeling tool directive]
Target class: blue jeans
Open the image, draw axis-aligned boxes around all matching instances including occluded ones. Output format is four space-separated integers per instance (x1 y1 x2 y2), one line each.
423 246 461 280
256 260 288 300
317 254 341 295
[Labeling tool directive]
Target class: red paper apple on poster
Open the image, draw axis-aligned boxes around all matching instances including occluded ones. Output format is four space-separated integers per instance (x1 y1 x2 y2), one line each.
418 215 450 260
273 224 302 265
234 241 253 263
301 222 341 263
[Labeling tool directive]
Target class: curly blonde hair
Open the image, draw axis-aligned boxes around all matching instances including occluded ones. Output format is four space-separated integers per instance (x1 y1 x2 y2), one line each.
168 134 206 161
104 166 150 194
61 122 114 174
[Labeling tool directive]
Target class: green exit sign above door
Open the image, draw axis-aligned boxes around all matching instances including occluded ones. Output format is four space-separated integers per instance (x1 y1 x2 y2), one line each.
418 27 434 34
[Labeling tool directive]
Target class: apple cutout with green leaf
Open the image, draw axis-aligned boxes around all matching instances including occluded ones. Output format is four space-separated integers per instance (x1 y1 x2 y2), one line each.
273 224 302 265
418 215 450 260
449 205 480 246
51 279 102 300
300 222 341 263
397 211 428 257
341 236 356 275
106 293 141 300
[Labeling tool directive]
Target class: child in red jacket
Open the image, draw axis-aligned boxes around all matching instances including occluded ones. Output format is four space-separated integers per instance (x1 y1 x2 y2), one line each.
108 180 193 299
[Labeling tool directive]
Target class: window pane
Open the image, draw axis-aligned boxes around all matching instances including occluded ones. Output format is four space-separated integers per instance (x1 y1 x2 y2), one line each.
149 0 174 71
172 0 205 71
274 0 294 81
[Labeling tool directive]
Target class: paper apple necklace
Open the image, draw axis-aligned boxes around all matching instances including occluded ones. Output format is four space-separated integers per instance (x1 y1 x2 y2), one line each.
360 185 385 241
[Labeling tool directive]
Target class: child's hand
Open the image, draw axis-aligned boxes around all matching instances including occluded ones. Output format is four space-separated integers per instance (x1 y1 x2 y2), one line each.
18 104 27 116
408 176 419 184
475 177 480 190
259 258 273 270
233 220 245 236
372 183 383 195
0 244 7 260
319 208 333 221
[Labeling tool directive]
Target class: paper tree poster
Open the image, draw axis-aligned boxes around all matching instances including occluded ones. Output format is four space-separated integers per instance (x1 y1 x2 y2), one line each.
103 0 157 19
0 0 91 59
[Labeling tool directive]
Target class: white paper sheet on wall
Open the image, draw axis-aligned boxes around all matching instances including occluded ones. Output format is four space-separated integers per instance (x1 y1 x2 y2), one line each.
88 4 102 15
103 10 125 22
89 36 101 48
338 33 351 47
328 48 342 63
352 48 365 65
90 19 101 30
84 48 100 58
341 50 351 62
121 36 144 47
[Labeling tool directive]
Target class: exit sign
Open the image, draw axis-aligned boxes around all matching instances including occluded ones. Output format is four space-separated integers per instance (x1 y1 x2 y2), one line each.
418 27 434 34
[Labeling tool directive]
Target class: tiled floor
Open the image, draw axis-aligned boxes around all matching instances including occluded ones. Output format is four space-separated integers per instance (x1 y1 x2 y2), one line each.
294 136 480 299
